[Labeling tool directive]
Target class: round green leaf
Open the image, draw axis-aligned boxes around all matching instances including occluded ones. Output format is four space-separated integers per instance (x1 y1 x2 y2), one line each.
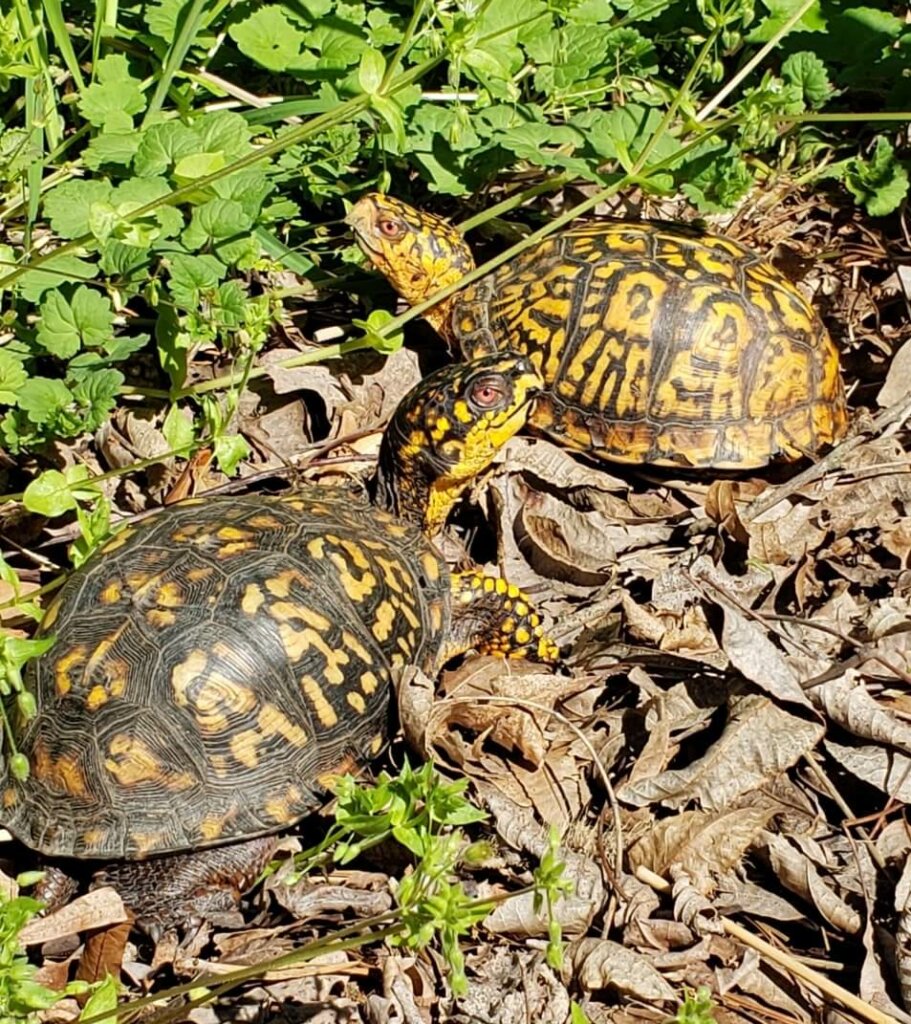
23 470 78 517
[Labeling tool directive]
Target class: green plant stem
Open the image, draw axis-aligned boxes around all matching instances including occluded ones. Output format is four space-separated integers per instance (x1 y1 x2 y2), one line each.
142 0 211 125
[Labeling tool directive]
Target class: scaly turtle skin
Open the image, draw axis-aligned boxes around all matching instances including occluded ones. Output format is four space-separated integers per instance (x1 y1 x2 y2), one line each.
348 195 848 470
2 354 555 931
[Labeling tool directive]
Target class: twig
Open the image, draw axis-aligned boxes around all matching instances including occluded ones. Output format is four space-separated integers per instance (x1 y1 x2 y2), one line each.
636 866 900 1024
742 389 911 524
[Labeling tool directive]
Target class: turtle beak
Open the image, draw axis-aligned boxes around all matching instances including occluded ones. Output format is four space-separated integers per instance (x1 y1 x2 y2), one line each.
345 198 383 256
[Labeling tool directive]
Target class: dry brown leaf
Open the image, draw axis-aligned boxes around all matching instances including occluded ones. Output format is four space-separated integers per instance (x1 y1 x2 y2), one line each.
20 887 128 946
562 938 677 1002
811 670 911 751
627 807 775 895
76 918 132 984
878 339 911 406
826 740 911 800
704 480 750 545
718 604 813 710
617 695 824 811
757 832 862 934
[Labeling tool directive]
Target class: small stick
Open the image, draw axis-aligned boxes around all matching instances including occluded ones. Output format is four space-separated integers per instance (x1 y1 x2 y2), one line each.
636 866 900 1024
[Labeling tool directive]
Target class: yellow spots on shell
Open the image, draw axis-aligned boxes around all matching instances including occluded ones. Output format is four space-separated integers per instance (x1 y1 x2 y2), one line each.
54 644 88 696
230 702 311 769
341 629 372 665
81 828 106 849
316 752 360 791
269 601 331 633
347 691 366 715
263 784 304 824
100 581 122 605
170 649 208 702
421 552 441 583
32 740 89 799
308 537 325 560
199 812 228 841
278 623 349 683
86 684 109 710
217 540 256 558
326 550 378 602
2 787 17 809
217 526 253 542
186 566 215 584
241 584 265 615
247 513 284 530
372 600 396 642
300 674 338 727
369 733 385 755
428 598 444 635
99 527 135 554
360 671 379 695
340 540 371 571
264 569 309 598
156 582 183 607
104 734 195 790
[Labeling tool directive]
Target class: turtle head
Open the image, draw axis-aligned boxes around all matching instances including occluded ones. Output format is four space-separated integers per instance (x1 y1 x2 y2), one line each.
374 353 542 535
346 194 475 338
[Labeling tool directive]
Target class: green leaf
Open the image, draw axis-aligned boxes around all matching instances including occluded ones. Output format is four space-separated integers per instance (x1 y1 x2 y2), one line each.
78 55 146 127
229 7 307 71
781 51 834 108
36 287 115 358
133 121 201 178
370 95 407 150
155 305 189 388
162 404 195 452
843 136 910 217
352 310 404 354
748 0 825 41
78 972 120 1024
18 377 74 425
358 47 386 94
18 253 99 303
182 198 254 249
83 130 143 170
199 111 254 160
310 20 368 67
72 369 125 431
0 350 27 404
173 151 227 183
214 433 250 476
167 252 226 308
43 179 114 238
23 470 77 517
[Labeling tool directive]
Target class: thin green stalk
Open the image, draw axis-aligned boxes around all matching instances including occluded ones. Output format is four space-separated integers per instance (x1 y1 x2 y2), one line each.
142 0 211 124
41 0 86 94
379 0 427 94
92 0 118 68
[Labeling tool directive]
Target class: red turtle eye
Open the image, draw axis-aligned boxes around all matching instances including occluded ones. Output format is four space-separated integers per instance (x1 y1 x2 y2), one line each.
470 377 506 408
378 219 401 238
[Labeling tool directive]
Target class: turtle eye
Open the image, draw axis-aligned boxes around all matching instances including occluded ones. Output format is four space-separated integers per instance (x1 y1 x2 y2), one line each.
469 375 507 409
378 218 403 239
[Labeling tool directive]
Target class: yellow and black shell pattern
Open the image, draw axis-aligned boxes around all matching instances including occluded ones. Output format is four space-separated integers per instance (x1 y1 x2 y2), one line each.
3 491 450 861
452 223 847 469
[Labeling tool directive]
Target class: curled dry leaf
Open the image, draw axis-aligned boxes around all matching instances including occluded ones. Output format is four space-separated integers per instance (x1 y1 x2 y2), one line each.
755 832 862 935
627 806 776 896
810 670 911 752
704 479 750 545
826 740 911 801
561 937 677 1003
618 695 824 811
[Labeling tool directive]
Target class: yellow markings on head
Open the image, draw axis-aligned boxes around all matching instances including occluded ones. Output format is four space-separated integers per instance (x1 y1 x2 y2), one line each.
54 644 88 696
372 600 396 642
347 691 366 714
100 581 122 605
360 671 379 694
241 584 265 615
300 674 339 727
247 514 284 529
265 569 309 598
515 626 532 646
100 527 134 554
430 414 451 443
105 734 195 790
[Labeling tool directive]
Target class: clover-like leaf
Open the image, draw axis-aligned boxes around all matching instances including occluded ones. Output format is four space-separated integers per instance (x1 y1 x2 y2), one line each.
36 287 115 358
78 54 146 127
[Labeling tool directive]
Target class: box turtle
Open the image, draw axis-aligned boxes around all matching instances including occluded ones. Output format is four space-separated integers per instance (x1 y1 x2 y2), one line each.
2 353 556 933
348 195 848 470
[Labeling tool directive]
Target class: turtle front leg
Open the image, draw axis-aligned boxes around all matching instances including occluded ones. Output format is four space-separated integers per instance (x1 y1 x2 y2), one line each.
444 571 559 664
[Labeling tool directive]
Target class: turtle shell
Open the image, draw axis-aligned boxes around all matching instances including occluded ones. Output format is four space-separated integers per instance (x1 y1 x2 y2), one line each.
2 491 450 860
450 222 847 469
